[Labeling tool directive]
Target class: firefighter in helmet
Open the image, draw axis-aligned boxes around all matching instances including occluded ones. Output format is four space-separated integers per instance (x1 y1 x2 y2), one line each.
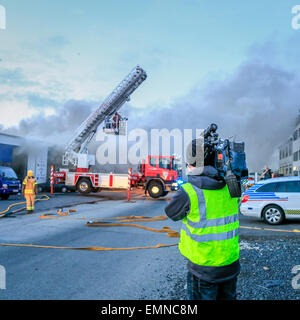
22 170 38 214
113 112 121 131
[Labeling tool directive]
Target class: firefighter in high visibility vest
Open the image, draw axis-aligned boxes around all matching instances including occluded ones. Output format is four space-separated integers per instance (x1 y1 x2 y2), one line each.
165 138 240 300
22 170 38 214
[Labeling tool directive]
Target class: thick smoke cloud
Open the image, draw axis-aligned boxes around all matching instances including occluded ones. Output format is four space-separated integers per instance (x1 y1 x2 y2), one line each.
4 99 97 144
129 59 300 171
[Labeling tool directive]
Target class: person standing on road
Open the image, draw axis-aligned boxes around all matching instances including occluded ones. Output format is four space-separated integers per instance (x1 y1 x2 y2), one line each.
165 138 240 300
261 165 272 180
22 170 38 214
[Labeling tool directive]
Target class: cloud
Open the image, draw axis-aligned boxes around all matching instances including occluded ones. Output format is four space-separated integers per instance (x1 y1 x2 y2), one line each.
0 64 68 127
3 99 98 144
129 59 300 171
0 67 37 86
26 93 59 109
0 100 38 127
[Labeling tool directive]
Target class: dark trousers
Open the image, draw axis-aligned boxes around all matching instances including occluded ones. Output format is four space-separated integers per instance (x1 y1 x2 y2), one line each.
187 272 238 300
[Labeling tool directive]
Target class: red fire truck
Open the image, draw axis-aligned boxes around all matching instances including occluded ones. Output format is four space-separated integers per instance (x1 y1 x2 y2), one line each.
54 155 180 198
52 66 181 199
132 155 180 198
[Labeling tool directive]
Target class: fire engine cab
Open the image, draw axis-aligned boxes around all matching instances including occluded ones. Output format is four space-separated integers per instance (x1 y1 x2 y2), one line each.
132 155 180 198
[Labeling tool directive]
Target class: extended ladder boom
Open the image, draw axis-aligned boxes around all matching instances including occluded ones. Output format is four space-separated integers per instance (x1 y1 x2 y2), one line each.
63 65 147 167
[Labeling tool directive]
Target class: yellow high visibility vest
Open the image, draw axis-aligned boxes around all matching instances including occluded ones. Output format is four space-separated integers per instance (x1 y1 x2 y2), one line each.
23 176 37 195
179 182 239 267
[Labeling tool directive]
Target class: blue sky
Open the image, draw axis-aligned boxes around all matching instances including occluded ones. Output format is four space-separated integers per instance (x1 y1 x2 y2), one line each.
0 0 299 127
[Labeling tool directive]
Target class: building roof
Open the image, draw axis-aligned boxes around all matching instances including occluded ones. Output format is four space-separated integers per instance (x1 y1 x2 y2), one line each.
0 132 25 147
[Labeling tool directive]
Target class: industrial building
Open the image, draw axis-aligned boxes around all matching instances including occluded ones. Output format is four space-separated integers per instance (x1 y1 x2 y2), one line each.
292 120 300 175
279 137 293 176
0 132 48 183
279 116 300 176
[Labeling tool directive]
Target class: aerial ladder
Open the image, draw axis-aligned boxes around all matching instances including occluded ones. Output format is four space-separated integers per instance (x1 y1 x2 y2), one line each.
53 66 147 194
62 65 147 170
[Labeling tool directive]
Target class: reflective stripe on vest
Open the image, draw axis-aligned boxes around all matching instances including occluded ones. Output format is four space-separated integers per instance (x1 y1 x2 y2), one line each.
23 177 37 194
181 223 239 242
24 189 34 195
182 182 239 229
178 182 239 267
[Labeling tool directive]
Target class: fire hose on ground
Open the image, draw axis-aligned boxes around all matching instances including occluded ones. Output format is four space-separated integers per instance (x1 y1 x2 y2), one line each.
0 212 180 251
0 195 50 218
0 205 299 252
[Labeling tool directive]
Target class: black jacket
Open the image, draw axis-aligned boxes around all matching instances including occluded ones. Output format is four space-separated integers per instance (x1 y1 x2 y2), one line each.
164 166 240 283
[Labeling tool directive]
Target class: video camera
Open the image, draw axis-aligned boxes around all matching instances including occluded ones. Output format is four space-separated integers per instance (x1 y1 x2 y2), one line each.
204 123 248 198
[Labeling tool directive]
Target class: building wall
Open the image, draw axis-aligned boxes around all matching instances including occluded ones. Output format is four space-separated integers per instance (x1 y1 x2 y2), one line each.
11 147 27 180
0 133 23 147
0 133 48 183
292 122 300 175
279 137 293 176
27 146 48 184
0 143 14 164
278 116 300 176
0 133 23 167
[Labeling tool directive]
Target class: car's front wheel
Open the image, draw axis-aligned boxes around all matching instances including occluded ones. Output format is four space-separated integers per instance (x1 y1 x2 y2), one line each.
262 205 285 225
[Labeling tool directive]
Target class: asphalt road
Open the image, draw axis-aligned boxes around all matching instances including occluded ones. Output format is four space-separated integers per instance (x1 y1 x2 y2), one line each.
0 191 299 300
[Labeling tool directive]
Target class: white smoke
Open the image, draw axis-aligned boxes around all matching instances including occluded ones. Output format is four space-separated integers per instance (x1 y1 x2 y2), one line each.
128 59 300 171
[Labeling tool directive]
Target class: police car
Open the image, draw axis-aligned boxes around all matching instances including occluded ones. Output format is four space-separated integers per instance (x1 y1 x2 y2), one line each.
240 176 300 225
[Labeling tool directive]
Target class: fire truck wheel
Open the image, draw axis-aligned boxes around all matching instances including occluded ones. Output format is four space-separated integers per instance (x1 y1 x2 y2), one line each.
77 178 92 195
1 195 9 200
148 181 163 198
